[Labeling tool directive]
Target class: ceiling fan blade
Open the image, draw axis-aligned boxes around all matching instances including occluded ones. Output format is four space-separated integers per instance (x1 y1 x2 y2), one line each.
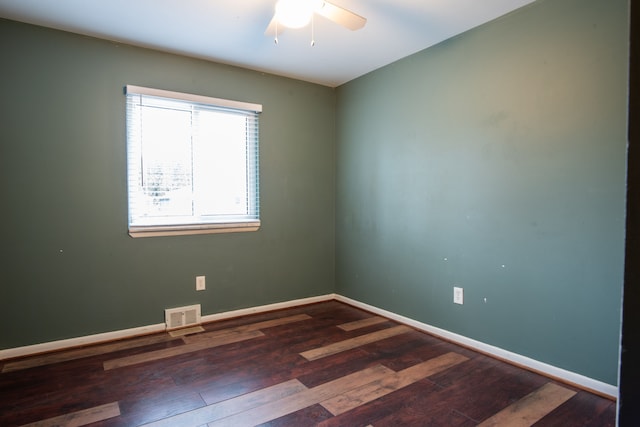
316 1 366 31
264 15 285 36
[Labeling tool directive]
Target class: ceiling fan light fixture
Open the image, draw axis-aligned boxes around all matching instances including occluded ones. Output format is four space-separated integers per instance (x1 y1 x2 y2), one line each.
275 0 322 29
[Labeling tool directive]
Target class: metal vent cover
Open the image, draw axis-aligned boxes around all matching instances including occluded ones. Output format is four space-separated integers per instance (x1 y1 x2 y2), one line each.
164 304 201 330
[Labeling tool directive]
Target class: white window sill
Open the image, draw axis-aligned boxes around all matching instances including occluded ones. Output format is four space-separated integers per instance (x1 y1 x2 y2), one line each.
129 221 260 238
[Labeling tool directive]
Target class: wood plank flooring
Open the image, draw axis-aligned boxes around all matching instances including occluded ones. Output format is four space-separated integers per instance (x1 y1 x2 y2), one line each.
0 301 616 426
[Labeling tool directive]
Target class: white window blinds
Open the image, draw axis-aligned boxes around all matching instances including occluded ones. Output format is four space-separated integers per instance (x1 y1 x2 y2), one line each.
125 85 261 237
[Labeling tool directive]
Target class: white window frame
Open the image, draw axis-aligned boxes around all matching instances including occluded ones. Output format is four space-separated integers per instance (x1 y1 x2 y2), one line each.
125 85 261 238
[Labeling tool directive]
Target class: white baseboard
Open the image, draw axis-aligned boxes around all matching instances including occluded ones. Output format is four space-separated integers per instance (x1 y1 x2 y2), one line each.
0 323 166 361
334 294 618 400
200 294 335 323
0 294 335 362
0 292 619 400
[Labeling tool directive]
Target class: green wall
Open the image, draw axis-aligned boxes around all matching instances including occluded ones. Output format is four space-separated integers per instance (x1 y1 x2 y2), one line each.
335 0 628 385
0 19 336 348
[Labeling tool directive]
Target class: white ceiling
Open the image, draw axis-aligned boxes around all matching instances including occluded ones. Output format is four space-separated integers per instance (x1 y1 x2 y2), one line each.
0 0 535 87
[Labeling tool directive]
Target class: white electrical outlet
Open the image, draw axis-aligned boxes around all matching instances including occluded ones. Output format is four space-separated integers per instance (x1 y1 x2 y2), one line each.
453 286 464 305
196 275 206 291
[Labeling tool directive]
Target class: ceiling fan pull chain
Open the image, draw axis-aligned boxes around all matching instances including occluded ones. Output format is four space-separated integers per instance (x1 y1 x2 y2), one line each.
310 13 315 46
275 20 279 44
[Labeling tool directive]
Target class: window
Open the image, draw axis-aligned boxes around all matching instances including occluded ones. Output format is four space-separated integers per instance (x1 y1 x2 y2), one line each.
125 85 261 237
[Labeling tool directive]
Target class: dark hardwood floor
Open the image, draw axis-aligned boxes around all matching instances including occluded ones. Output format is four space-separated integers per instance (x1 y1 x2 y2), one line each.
0 301 616 426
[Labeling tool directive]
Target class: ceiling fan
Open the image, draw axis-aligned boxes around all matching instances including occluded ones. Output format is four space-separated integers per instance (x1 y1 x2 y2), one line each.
265 0 366 41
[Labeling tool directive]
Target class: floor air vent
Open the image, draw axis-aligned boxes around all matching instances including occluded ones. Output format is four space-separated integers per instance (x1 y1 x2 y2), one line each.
165 304 201 330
